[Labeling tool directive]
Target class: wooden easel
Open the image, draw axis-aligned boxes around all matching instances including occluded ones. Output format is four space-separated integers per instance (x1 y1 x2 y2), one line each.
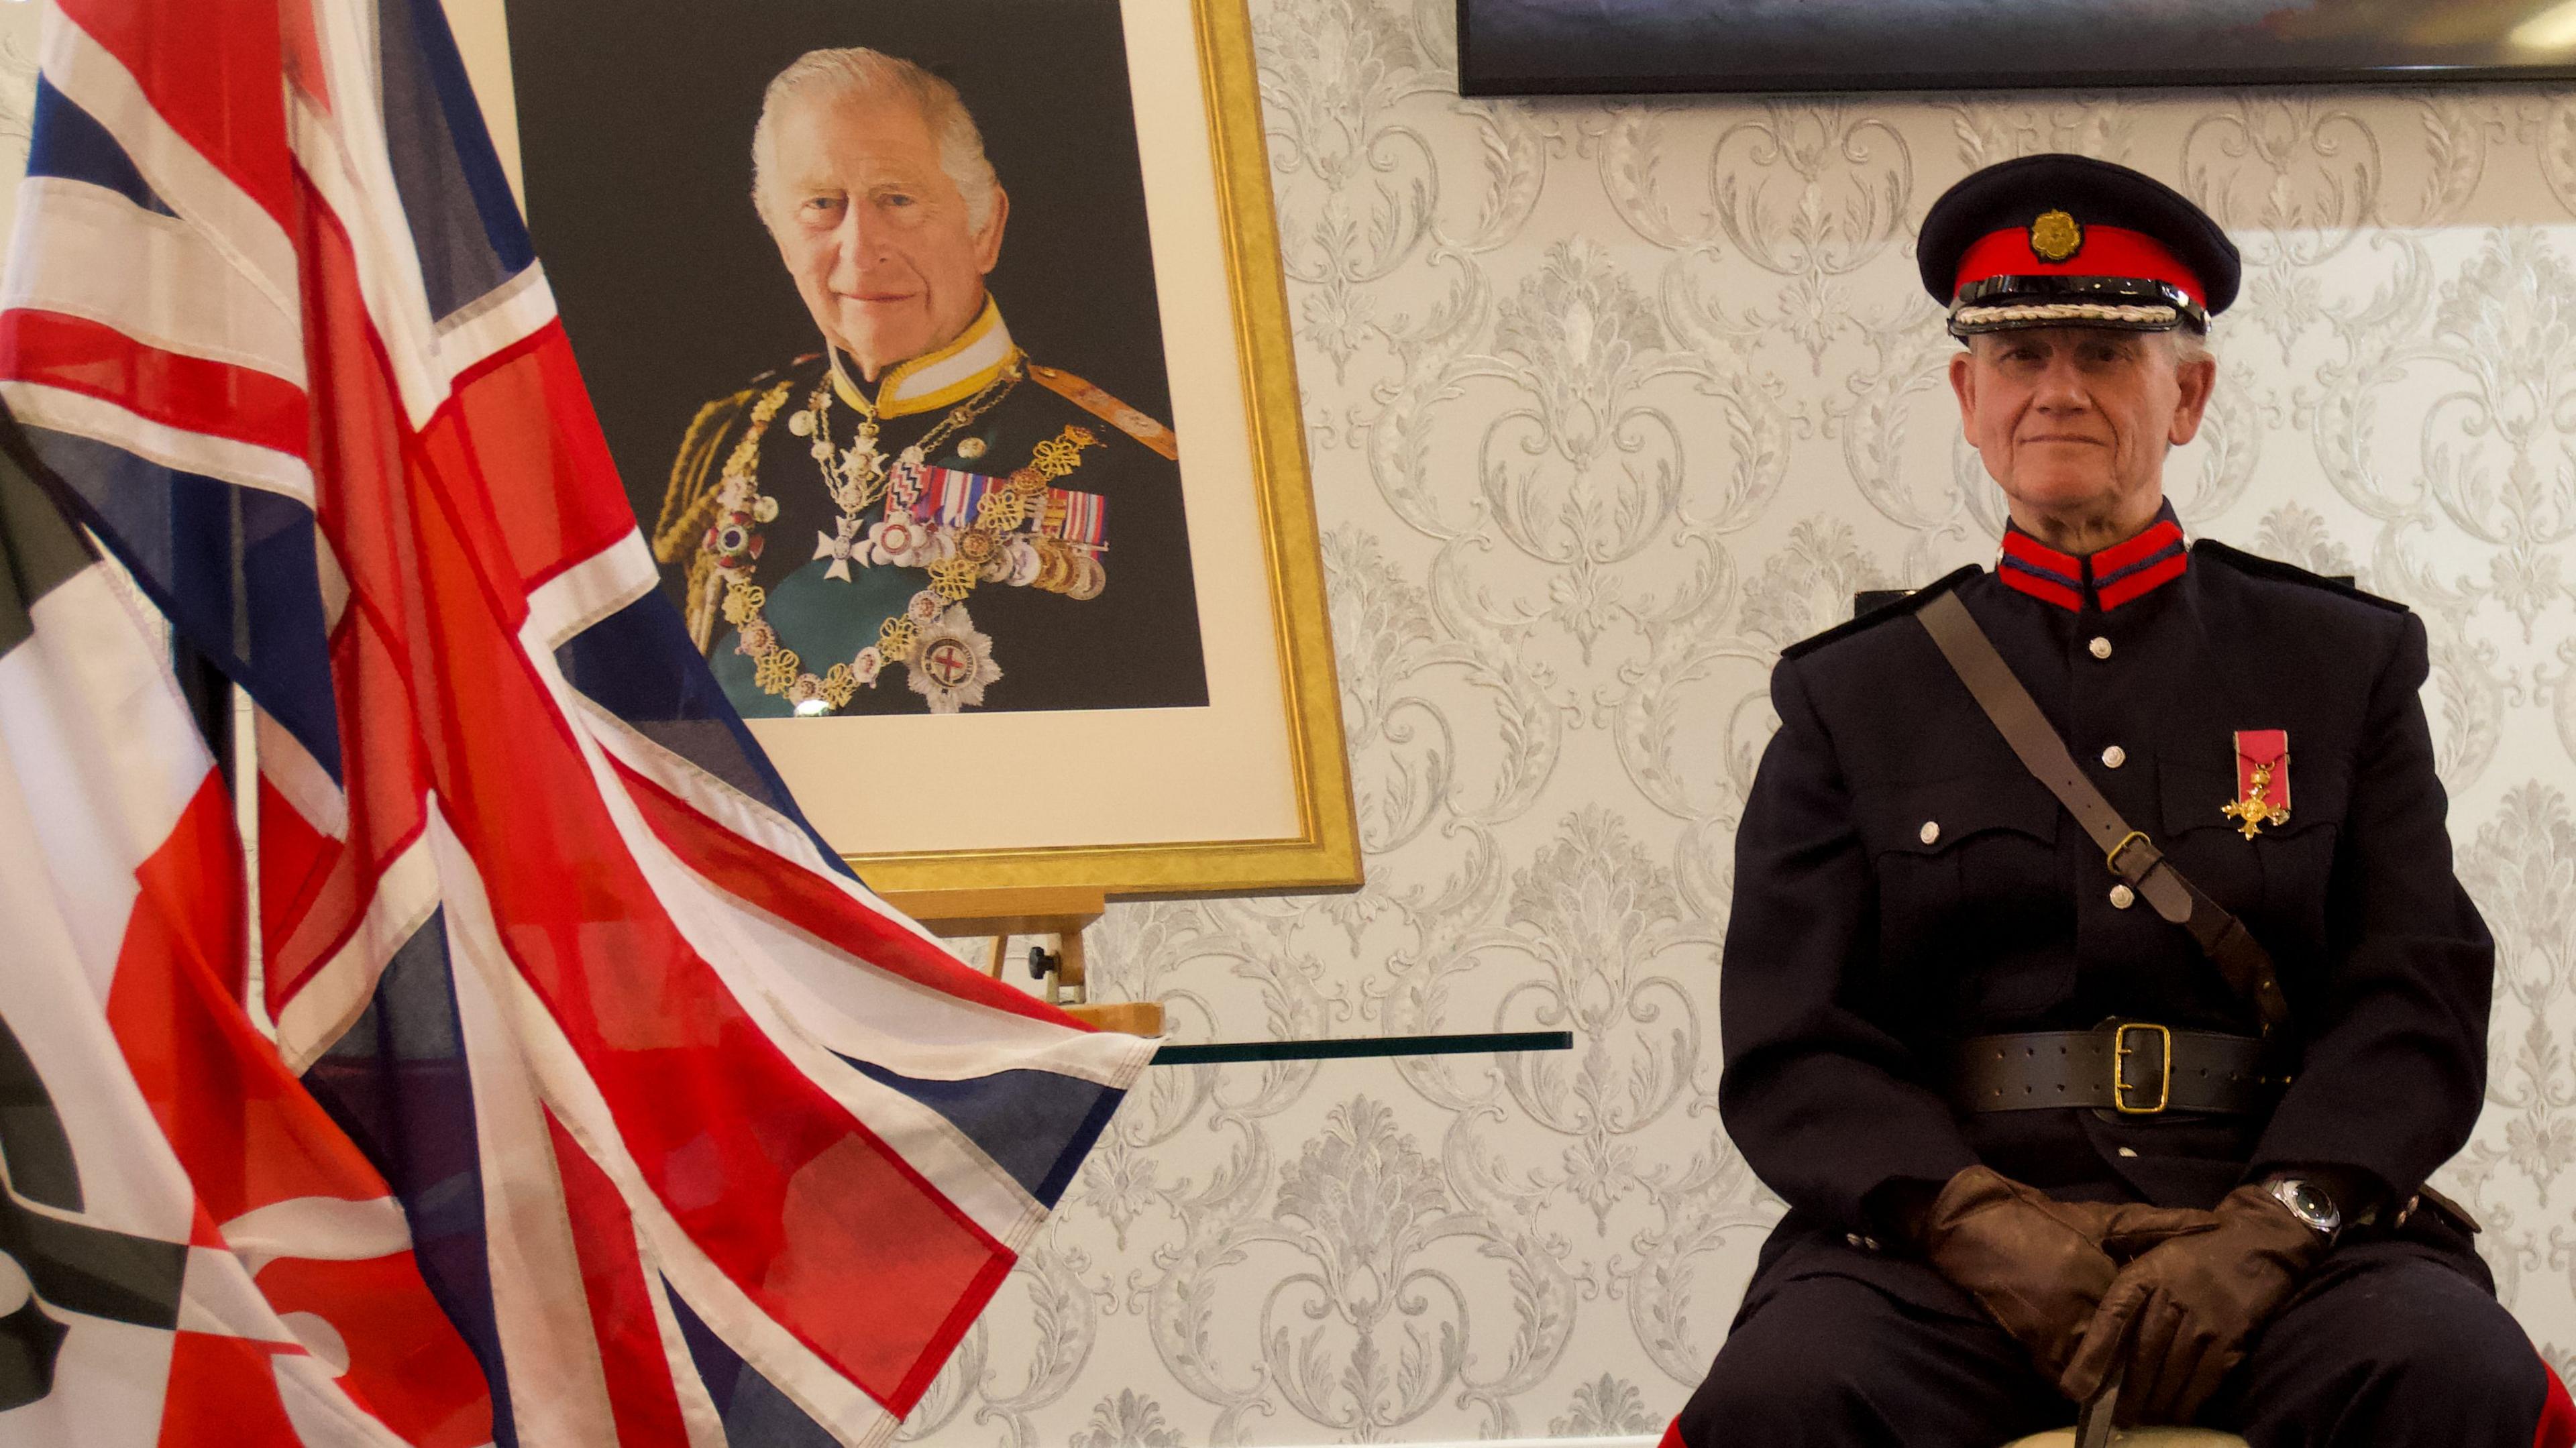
877 884 1165 1037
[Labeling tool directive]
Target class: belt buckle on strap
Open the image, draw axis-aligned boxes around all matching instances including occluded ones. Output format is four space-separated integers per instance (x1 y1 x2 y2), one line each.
2112 1022 2171 1115
2106 829 2155 877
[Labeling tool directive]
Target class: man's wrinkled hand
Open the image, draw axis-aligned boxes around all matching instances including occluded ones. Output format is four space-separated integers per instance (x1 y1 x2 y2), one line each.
2059 1183 2328 1424
1911 1166 2216 1383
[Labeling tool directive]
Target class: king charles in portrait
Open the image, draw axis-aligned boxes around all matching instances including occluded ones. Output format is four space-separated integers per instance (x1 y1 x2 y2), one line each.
651 48 1205 716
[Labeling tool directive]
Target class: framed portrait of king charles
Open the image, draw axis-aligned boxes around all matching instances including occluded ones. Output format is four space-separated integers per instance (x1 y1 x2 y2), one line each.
456 0 1358 897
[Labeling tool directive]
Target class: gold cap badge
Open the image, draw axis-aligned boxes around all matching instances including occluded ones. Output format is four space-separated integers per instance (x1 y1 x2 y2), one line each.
2029 209 2084 264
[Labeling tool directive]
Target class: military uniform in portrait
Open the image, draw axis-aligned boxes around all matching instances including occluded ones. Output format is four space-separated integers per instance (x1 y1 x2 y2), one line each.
653 300 1204 718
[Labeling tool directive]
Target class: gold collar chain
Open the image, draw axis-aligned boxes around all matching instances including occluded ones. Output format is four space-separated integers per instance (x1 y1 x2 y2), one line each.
792 359 1022 521
694 361 1103 716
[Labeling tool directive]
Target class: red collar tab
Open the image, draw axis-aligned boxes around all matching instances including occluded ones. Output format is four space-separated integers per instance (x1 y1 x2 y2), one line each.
1998 512 2188 612
1953 223 2207 309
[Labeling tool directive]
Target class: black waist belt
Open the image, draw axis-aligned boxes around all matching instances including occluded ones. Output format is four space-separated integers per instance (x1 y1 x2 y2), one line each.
1953 1023 2279 1116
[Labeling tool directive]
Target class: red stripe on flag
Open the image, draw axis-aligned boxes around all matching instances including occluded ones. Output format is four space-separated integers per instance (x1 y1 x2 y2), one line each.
112 767 246 1005
431 329 639 596
254 774 341 976
262 616 432 1011
546 1111 696 1448
299 173 1010 1413
280 0 333 115
615 758 1091 1029
256 1253 497 1448
0 309 309 459
109 775 366 1220
54 0 295 227
153 1332 302 1448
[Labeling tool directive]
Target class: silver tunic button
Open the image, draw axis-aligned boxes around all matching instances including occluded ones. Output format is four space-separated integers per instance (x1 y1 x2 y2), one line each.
2101 744 2127 768
2110 883 2137 909
1919 820 1941 845
2089 636 2113 659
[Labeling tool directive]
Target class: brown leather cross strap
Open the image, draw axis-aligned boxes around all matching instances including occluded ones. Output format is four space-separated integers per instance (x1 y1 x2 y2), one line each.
1915 590 2292 1038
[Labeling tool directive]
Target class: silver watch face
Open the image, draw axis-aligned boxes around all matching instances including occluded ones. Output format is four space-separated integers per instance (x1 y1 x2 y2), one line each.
2273 1178 2342 1234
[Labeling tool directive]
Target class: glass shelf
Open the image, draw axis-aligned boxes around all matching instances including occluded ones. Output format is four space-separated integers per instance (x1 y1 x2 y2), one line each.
1150 1029 1572 1066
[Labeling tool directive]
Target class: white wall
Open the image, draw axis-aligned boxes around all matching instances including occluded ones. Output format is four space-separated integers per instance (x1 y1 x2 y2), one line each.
8 0 2573 1441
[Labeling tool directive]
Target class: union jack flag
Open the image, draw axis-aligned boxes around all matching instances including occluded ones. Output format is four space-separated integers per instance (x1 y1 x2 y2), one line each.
0 0 1154 1442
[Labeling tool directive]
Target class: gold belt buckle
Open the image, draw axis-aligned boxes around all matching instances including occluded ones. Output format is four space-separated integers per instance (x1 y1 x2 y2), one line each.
2105 830 2153 877
2112 1022 2171 1115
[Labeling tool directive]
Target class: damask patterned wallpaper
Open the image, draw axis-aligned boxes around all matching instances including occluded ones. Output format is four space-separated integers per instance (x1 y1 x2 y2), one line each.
9 0 2576 1441
989 2 2576 1442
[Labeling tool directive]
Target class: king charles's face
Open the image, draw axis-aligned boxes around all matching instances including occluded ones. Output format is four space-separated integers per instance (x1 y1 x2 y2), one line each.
761 89 1008 382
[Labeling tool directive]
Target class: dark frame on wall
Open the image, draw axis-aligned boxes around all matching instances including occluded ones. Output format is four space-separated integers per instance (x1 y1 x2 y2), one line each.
1458 0 2576 97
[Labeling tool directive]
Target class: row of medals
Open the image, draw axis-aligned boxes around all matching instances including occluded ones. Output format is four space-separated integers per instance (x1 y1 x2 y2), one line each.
704 364 1105 715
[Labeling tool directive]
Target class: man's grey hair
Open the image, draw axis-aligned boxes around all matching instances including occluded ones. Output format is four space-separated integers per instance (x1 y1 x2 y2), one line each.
750 48 1001 233
1964 325 2218 370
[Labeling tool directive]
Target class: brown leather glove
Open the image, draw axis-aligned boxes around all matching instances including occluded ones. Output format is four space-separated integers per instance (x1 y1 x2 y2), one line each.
2059 1183 2328 1423
1909 1166 2217 1382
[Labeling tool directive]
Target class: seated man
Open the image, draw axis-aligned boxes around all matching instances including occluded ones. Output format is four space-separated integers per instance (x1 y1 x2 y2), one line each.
1677 155 2576 1446
651 47 1205 717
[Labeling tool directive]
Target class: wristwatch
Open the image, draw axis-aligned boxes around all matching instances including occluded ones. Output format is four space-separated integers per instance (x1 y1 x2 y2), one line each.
2264 1176 2344 1241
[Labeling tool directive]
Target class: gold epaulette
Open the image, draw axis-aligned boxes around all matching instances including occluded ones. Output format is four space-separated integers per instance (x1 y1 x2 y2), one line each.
652 386 765 567
1026 364 1179 461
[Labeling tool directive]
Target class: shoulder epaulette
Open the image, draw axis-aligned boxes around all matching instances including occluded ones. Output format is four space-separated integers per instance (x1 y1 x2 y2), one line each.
651 386 759 565
1780 564 1983 661
650 357 823 566
1026 364 1179 461
2193 539 2408 614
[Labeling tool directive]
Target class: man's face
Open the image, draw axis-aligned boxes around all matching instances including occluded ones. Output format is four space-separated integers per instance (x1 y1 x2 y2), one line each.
1949 327 2216 524
762 89 1007 381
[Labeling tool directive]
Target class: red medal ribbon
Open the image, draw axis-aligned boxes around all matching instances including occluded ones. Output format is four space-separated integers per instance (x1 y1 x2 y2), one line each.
2234 729 2290 814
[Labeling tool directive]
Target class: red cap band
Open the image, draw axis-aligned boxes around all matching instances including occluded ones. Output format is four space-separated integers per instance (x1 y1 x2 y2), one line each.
1953 223 2206 307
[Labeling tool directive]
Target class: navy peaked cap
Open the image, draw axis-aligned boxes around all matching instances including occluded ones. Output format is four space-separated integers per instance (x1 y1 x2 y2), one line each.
1919 154 2241 335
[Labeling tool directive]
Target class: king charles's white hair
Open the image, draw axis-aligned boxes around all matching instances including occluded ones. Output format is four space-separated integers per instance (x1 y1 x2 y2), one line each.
751 48 1000 233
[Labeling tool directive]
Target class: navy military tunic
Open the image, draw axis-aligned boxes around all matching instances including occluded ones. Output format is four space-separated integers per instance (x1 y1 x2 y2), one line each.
1683 513 2553 1444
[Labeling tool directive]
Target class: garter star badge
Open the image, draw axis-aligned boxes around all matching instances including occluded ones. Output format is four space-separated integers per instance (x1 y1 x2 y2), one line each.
907 603 1002 714
2221 728 2291 839
2029 208 2084 264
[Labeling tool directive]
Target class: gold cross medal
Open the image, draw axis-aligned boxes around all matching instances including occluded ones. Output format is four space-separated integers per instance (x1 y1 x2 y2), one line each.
2222 728 2292 839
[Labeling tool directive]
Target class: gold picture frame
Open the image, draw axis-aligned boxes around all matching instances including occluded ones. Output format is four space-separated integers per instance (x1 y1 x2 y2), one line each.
476 0 1357 905
855 0 1360 901
851 0 1356 900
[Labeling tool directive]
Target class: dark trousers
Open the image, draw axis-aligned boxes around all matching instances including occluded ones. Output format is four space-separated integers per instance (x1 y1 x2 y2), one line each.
1676 1240 2551 1447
